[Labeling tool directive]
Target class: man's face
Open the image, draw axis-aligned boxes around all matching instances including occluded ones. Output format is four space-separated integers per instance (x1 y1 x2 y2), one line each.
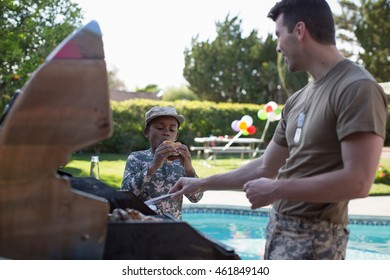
275 14 302 72
144 116 179 150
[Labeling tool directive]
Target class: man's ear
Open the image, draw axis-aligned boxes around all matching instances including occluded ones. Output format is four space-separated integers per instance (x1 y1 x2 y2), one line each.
295 21 306 40
175 131 179 141
143 127 149 137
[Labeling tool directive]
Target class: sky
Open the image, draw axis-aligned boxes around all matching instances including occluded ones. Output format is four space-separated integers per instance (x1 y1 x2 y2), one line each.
74 0 341 91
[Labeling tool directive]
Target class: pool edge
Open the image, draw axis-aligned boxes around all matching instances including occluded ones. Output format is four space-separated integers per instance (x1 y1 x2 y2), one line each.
183 204 390 226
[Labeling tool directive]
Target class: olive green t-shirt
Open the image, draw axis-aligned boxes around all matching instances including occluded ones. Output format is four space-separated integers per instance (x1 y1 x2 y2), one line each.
272 59 388 225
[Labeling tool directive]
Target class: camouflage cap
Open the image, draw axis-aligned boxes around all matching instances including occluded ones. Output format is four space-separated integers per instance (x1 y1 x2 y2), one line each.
145 106 185 127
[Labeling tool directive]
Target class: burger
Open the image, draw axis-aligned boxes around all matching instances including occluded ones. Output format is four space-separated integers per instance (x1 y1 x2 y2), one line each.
163 140 181 159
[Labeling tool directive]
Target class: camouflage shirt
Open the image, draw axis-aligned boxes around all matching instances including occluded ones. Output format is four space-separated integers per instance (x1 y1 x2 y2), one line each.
121 149 203 219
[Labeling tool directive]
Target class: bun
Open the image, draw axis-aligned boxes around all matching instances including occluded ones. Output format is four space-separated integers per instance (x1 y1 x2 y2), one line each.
163 140 181 148
173 142 181 148
163 141 181 157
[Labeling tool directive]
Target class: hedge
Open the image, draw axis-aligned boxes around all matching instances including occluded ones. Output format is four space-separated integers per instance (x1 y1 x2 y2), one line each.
91 99 390 155
94 99 279 154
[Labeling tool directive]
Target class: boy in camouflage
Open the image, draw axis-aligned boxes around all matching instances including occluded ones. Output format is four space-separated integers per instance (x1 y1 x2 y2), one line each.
121 106 202 219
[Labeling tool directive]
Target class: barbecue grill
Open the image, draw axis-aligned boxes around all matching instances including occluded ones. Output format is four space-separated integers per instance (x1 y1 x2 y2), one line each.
0 21 239 260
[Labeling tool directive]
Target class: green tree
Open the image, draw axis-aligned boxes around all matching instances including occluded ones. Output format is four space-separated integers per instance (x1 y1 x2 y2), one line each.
135 84 160 93
183 15 307 104
0 0 83 110
335 0 390 82
183 15 275 104
162 86 199 101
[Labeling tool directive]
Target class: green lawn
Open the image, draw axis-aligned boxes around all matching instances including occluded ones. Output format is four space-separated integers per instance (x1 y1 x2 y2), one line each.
60 152 390 196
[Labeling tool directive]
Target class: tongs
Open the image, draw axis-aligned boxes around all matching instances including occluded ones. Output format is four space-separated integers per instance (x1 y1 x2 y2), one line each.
145 193 173 205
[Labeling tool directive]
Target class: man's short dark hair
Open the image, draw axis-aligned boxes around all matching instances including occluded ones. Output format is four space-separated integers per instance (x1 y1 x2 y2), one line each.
268 0 336 45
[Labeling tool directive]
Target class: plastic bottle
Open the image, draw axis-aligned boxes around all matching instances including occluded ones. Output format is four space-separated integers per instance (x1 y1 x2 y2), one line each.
90 155 100 179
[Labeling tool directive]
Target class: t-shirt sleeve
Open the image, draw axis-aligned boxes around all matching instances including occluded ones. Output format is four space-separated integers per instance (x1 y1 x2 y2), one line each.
335 79 388 141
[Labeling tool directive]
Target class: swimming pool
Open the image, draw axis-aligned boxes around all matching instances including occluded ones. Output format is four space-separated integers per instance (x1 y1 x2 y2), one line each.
182 205 390 260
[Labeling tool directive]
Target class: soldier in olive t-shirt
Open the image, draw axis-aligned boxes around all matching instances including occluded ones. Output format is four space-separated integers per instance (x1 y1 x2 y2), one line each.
272 59 387 225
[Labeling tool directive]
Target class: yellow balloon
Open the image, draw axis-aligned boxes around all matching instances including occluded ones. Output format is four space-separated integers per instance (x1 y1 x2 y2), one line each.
239 121 247 130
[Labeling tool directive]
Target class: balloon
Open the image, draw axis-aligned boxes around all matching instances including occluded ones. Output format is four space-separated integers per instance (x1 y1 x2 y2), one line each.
267 111 276 122
264 104 273 113
274 108 282 115
241 129 249 136
231 120 240 132
258 101 281 122
267 101 278 110
241 115 253 127
238 121 247 131
247 125 256 135
257 109 268 120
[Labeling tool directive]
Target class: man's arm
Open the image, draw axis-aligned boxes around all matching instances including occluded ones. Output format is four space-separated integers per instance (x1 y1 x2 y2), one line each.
244 132 383 209
170 140 289 197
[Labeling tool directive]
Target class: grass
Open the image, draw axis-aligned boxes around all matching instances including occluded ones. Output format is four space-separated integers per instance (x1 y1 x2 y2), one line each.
60 153 128 187
60 152 390 196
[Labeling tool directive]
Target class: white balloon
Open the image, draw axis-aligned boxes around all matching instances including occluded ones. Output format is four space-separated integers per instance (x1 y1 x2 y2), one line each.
267 101 278 110
267 111 276 122
241 115 253 126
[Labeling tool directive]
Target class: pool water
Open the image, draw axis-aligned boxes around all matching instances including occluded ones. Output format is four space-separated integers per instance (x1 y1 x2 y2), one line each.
182 208 390 260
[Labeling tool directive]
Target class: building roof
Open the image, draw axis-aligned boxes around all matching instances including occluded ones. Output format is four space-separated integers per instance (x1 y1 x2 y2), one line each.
109 90 161 102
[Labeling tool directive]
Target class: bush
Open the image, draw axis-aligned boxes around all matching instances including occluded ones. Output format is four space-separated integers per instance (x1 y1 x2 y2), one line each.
375 164 390 185
99 99 279 154
94 100 390 156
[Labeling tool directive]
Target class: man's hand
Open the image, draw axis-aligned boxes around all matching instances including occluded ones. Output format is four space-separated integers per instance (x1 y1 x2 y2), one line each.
243 178 277 209
169 177 202 199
